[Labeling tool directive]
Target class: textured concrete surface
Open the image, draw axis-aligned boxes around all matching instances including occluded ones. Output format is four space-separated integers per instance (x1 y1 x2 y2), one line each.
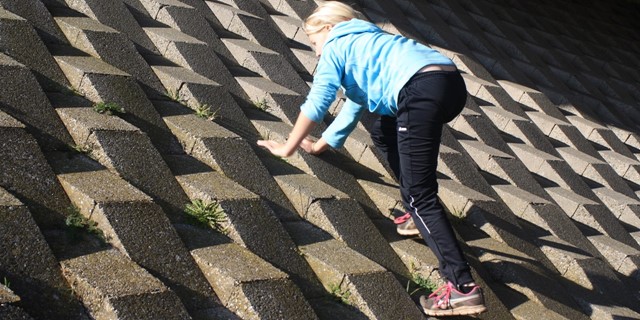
0 0 639 319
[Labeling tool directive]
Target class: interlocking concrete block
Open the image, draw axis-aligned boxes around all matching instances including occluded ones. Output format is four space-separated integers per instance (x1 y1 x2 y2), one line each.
56 107 140 146
588 235 640 281
463 141 550 198
64 0 160 54
88 129 190 216
0 0 66 43
0 112 71 227
315 121 392 181
0 304 33 320
0 7 69 90
536 235 640 317
0 53 74 149
236 76 305 125
146 0 237 65
356 176 401 219
54 54 182 154
56 167 219 315
567 115 636 159
274 173 410 279
513 193 602 259
593 187 640 229
54 16 165 95
525 110 570 136
546 187 639 250
258 0 315 20
192 243 318 320
171 160 322 297
151 65 253 132
205 0 306 73
452 112 515 156
143 26 247 98
223 38 308 94
160 107 300 221
558 147 637 198
61 249 192 320
0 187 86 319
467 236 589 320
0 283 19 305
271 14 303 40
599 150 640 182
285 221 425 320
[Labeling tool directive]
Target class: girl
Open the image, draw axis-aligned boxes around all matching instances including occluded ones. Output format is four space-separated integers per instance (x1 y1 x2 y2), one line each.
258 1 486 316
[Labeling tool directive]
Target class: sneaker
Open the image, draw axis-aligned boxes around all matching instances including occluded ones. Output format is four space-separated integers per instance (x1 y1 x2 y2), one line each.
420 282 487 317
394 212 420 236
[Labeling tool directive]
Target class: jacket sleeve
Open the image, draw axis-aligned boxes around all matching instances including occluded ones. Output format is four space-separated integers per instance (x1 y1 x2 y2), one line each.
321 98 365 148
300 43 344 123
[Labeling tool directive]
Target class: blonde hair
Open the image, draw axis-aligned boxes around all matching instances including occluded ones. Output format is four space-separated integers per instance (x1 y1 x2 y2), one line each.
303 1 357 34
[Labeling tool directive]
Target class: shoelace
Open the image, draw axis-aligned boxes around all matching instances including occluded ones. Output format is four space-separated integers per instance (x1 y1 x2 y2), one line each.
393 212 411 224
428 282 453 309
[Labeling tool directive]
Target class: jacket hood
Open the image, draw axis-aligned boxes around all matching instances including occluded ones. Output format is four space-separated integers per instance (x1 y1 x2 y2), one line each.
326 19 382 43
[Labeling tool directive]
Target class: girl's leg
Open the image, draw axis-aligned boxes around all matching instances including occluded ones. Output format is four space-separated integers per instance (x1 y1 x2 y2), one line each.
370 115 401 181
396 70 472 288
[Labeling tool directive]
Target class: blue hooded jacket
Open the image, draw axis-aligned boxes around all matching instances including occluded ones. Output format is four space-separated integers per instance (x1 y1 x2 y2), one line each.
300 19 454 148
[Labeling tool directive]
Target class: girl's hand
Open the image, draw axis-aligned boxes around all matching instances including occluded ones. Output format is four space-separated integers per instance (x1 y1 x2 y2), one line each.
257 140 294 157
299 137 316 154
300 137 329 155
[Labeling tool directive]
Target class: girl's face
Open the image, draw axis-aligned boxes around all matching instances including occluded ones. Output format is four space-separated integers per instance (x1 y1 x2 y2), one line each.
307 25 332 57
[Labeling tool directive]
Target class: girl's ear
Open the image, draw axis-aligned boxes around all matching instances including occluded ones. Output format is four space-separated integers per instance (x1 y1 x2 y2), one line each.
325 24 333 32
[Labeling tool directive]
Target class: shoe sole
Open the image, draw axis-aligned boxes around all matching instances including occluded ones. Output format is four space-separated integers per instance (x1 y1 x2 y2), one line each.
423 305 487 317
397 228 421 236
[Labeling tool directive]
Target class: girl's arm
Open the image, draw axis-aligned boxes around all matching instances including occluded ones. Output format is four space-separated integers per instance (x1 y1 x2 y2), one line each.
257 112 317 157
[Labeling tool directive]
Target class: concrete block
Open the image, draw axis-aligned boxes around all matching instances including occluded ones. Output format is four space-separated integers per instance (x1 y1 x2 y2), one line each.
0 0 66 42
144 26 241 96
258 0 315 20
588 235 640 280
593 187 640 229
161 110 300 221
54 16 165 94
55 54 183 155
0 283 19 305
64 0 160 54
236 76 304 125
567 115 635 159
0 187 86 319
56 167 219 315
0 114 71 227
148 0 237 65
599 150 640 182
525 110 570 136
56 107 140 145
478 104 528 132
536 235 640 316
467 236 588 320
86 129 189 217
286 221 425 320
546 187 639 249
548 120 603 159
205 0 305 73
223 38 307 94
0 7 69 90
0 305 34 320
192 243 318 320
274 173 410 279
452 113 515 156
356 176 401 219
61 249 192 320
151 65 253 131
558 147 638 198
0 53 74 149
172 163 322 295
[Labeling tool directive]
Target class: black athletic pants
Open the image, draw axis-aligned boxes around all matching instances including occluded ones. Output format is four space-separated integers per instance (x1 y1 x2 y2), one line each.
370 70 473 288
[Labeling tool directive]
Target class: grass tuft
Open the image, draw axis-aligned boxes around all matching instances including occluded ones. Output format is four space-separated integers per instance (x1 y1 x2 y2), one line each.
93 102 125 115
184 199 228 233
